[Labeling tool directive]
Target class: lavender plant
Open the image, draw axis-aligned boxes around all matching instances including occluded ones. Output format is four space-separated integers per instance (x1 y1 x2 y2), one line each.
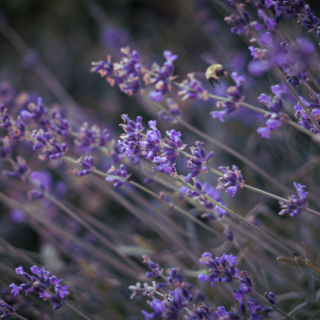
0 0 319 319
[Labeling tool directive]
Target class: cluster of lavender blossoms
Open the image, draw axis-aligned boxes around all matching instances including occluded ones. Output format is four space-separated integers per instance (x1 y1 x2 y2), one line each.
130 254 275 320
9 266 69 309
1 0 320 318
257 85 285 138
279 182 308 217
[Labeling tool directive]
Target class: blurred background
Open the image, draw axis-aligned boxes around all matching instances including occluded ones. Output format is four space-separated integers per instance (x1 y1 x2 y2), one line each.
0 0 320 319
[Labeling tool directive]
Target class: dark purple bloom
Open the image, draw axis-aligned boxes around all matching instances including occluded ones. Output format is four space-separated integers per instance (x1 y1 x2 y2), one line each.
75 122 110 149
0 301 15 318
92 48 143 96
51 110 69 135
32 130 67 160
140 120 161 160
279 182 308 217
178 73 209 101
105 164 131 187
147 51 178 103
118 115 144 159
9 265 68 309
257 84 285 138
210 73 245 122
153 129 186 174
20 96 48 123
257 9 277 30
3 156 30 181
76 156 95 176
265 291 276 305
294 96 320 134
142 299 166 320
248 301 263 320
181 142 213 182
216 165 245 197
198 253 239 287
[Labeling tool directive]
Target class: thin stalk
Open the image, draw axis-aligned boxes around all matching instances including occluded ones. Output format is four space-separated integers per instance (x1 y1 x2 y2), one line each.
274 68 320 133
0 191 139 278
176 175 297 256
89 174 201 263
65 155 224 238
207 167 320 217
123 185 207 252
253 290 296 320
0 236 37 266
178 118 293 194
65 303 92 320
34 185 144 273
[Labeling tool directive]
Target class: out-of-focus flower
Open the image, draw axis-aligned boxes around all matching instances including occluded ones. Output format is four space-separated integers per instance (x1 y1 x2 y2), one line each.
257 84 285 138
146 51 178 103
76 156 95 176
3 156 30 181
279 182 308 217
105 164 131 187
0 300 15 318
210 73 245 122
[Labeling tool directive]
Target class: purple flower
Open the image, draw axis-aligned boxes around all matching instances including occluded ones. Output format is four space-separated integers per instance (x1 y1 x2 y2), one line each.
9 265 69 309
142 299 166 320
75 122 110 149
140 120 162 160
294 96 320 134
0 301 15 318
181 142 213 182
153 130 186 174
257 85 285 138
147 51 178 103
31 130 67 160
216 165 245 197
265 291 276 305
257 9 277 30
92 48 143 96
119 115 144 159
3 156 30 181
279 182 308 217
248 301 263 320
178 73 209 101
198 253 239 287
105 164 131 187
76 156 95 176
210 72 245 122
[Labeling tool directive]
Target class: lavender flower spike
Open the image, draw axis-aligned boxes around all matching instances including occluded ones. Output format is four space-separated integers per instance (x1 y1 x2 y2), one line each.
279 182 308 217
9 265 69 309
216 165 245 197
105 164 131 187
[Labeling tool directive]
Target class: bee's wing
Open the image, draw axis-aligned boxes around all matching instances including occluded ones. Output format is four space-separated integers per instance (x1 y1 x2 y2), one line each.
192 71 206 79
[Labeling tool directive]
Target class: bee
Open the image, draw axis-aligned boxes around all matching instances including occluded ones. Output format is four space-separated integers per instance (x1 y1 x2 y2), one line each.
205 64 228 88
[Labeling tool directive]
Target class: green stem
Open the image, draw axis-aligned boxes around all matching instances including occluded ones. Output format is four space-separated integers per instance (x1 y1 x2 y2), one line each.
65 303 92 320
253 290 296 320
0 191 140 278
176 175 297 256
65 155 224 239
